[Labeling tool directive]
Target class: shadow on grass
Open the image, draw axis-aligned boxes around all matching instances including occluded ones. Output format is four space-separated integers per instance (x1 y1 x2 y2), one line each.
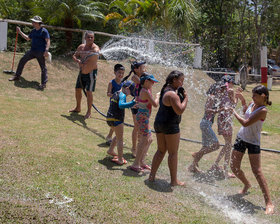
98 156 125 171
7 76 41 90
61 113 106 141
144 179 173 193
190 172 216 185
226 193 264 214
98 154 149 178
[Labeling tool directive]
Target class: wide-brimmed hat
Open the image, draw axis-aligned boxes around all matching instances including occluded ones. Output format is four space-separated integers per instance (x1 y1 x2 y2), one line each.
140 73 159 83
30 16 43 23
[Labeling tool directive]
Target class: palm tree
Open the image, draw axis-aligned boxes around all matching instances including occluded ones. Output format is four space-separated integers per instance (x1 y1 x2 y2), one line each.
36 0 107 48
104 0 139 31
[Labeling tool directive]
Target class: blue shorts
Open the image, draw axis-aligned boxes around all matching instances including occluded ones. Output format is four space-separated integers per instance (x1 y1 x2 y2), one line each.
106 119 123 127
200 119 218 146
233 137 260 154
75 69 97 92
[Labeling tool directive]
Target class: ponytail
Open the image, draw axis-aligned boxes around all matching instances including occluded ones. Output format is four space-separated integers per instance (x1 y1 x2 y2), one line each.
122 70 133 83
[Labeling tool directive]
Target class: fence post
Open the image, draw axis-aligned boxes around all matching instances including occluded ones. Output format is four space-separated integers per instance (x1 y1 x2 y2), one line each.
193 46 202 69
0 21 8 51
82 31 86 44
261 46 268 87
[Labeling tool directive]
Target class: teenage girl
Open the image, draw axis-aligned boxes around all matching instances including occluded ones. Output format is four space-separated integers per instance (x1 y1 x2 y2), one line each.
188 82 226 173
106 81 135 165
129 74 160 172
210 76 237 178
122 61 147 157
105 64 125 143
231 85 274 215
149 71 188 186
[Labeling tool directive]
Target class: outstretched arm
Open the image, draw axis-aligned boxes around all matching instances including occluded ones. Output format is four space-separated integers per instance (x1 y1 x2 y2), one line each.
119 92 135 109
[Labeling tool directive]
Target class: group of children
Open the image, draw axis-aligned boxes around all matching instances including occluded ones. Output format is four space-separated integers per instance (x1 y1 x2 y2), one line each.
187 77 274 214
105 62 160 171
103 61 274 214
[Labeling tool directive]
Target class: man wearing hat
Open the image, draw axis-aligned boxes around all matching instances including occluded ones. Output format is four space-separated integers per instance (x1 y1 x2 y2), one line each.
9 16 50 90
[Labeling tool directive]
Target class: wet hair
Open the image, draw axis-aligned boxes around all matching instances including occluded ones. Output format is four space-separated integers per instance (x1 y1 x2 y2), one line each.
122 61 146 83
85 31 94 38
159 70 184 101
114 64 125 72
252 85 272 106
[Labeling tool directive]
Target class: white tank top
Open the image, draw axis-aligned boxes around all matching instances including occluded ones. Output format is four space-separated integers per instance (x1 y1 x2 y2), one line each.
237 103 266 146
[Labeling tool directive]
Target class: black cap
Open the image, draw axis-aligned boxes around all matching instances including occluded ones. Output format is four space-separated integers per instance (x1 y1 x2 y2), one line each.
131 61 146 71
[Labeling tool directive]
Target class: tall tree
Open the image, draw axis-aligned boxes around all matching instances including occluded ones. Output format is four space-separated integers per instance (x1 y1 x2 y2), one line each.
35 0 107 49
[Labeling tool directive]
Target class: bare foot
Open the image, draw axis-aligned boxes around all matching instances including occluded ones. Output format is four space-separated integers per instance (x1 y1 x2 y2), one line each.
107 150 118 157
84 113 91 119
188 164 201 173
69 108 81 113
171 180 185 187
238 184 251 195
265 203 274 215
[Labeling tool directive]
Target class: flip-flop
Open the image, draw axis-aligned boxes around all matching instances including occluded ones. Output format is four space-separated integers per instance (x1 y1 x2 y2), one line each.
227 173 236 178
141 164 151 170
128 166 143 173
69 109 80 113
111 157 127 165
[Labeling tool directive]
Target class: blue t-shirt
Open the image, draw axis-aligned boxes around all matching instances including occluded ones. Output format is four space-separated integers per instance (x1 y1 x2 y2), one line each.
111 79 123 94
29 27 50 52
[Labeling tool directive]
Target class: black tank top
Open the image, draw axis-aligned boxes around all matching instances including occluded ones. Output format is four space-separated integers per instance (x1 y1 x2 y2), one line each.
154 89 181 126
107 91 124 122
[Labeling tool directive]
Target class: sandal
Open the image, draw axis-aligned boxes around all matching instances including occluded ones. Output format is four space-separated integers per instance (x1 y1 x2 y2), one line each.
141 164 151 170
111 157 127 165
128 166 143 173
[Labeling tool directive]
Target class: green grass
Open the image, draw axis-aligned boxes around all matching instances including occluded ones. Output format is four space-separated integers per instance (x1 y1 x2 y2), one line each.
0 51 279 223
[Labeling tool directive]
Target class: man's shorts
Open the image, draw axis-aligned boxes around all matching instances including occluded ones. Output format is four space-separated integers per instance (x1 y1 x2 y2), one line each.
233 137 261 154
200 119 218 147
75 69 97 92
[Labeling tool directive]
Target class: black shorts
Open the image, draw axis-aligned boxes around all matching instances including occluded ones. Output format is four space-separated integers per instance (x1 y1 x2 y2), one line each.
75 70 97 92
131 108 138 115
154 122 180 135
233 137 261 154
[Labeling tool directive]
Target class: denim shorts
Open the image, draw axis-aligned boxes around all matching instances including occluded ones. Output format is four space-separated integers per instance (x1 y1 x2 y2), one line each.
200 119 218 147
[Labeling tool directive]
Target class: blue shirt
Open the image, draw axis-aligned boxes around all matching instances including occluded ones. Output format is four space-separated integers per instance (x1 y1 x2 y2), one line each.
111 79 123 94
29 27 50 52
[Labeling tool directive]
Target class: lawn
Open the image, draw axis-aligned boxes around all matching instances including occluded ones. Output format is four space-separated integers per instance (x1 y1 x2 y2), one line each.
0 51 279 223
